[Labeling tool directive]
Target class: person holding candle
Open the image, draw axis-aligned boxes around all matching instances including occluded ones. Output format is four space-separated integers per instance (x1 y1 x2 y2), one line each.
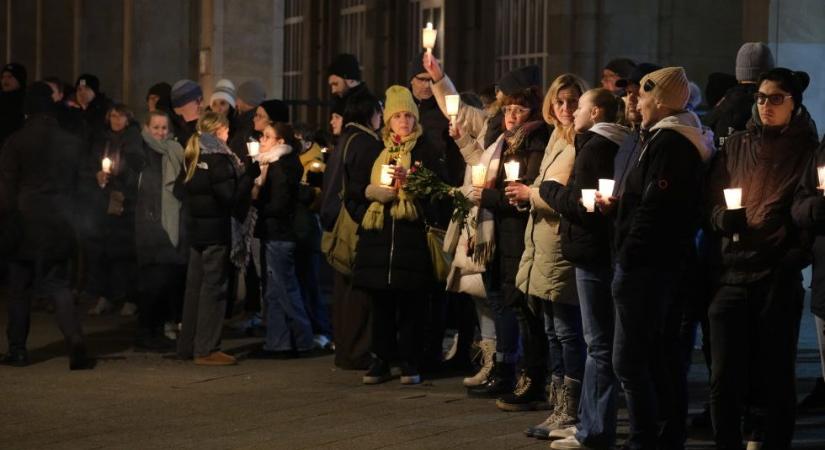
605 67 715 450
537 88 629 448
177 111 260 366
501 75 584 422
349 85 446 385
708 68 818 449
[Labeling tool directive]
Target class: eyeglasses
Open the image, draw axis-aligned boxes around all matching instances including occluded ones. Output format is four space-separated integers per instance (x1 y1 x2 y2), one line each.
754 93 792 106
503 105 531 116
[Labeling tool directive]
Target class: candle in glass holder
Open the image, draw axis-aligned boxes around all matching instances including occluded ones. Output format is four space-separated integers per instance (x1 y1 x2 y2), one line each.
598 179 615 197
818 166 825 195
247 141 260 157
471 164 487 187
445 94 460 124
724 187 743 242
422 22 437 55
504 160 520 182
101 157 112 174
380 164 394 187
581 189 597 213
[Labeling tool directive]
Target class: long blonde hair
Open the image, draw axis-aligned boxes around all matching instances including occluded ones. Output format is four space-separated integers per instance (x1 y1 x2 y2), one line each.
542 73 589 145
184 111 229 182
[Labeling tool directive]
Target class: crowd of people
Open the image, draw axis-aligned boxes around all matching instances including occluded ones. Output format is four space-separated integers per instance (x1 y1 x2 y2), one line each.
1 40 825 450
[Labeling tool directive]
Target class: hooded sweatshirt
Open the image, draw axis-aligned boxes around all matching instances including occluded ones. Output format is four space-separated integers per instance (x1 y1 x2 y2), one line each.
613 110 716 270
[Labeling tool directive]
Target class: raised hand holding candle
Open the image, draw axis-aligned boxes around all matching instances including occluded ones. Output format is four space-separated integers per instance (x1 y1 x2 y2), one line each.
581 189 597 213
598 179 615 197
471 164 487 188
422 22 437 64
247 141 260 157
101 157 113 174
724 188 743 242
380 164 394 187
445 94 460 124
504 160 520 182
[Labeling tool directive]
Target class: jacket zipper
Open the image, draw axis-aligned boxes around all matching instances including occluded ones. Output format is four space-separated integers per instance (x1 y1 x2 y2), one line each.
388 217 396 286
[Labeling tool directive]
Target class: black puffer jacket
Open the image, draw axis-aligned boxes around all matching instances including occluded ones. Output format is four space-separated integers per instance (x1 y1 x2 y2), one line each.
254 149 304 241
793 137 825 319
541 129 621 268
184 146 259 248
711 107 819 284
350 135 447 291
0 115 82 261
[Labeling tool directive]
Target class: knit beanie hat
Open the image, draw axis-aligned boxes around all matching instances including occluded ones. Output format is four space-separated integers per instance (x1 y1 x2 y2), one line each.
328 54 361 81
2 62 27 87
76 73 100 94
237 80 266 108
407 51 427 82
170 79 202 108
736 42 775 82
639 67 690 111
604 58 637 79
210 78 236 108
330 96 346 117
260 99 290 123
498 65 541 96
24 81 55 116
383 85 419 125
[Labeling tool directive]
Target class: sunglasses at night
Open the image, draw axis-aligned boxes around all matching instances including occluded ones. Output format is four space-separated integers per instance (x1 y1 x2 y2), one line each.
754 93 792 106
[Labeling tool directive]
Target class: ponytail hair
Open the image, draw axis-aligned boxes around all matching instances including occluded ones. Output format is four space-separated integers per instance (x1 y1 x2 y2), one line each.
184 110 229 182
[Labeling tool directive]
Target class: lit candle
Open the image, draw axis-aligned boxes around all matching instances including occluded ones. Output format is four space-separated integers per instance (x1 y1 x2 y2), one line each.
471 164 487 188
581 189 597 213
598 179 615 197
817 166 825 195
247 141 260 157
321 147 328 154
101 157 112 174
504 160 520 182
724 187 742 242
380 164 394 187
422 22 437 63
445 94 460 124
311 161 322 170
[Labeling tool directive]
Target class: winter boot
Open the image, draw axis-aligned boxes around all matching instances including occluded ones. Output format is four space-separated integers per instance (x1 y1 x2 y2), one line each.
496 368 550 412
525 375 564 438
466 360 515 398
548 377 582 432
463 339 496 387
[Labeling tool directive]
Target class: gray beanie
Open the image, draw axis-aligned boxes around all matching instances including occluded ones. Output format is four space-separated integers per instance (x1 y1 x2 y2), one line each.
171 79 203 108
237 80 266 107
210 78 236 108
735 42 775 82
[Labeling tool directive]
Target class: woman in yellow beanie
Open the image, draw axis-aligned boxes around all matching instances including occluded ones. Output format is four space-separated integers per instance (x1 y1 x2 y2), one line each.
347 85 447 385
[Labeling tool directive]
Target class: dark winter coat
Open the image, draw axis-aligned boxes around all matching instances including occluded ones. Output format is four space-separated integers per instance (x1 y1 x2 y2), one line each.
350 135 447 292
173 116 198 147
703 83 757 148
793 137 825 319
228 108 255 158
416 95 463 187
711 107 819 285
134 139 188 267
0 89 25 146
254 150 304 242
0 115 82 261
541 130 621 269
77 93 113 142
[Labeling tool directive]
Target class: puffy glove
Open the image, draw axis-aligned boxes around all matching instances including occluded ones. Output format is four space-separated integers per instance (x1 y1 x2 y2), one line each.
365 184 397 204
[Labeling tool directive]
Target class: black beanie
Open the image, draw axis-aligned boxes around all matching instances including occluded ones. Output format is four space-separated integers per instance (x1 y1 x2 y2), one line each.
331 96 346 116
146 82 173 112
328 54 361 81
2 62 27 87
260 99 290 123
498 65 541 96
407 51 427 82
76 74 100 94
24 82 56 116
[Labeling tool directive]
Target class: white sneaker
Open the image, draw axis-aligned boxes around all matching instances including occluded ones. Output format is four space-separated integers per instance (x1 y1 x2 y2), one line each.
163 322 178 340
87 297 113 315
120 302 138 317
549 426 577 440
551 435 591 450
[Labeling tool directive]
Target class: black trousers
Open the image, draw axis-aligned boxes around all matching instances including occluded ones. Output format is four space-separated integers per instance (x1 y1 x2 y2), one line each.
514 294 548 373
332 271 372 370
709 270 803 450
137 264 186 331
369 290 424 368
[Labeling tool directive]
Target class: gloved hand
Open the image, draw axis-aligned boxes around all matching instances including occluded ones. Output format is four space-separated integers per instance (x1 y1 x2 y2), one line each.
365 184 397 204
722 207 748 234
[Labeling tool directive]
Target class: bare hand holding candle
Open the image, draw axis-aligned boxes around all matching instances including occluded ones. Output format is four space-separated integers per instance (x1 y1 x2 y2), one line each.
504 160 520 182
101 157 113 174
445 94 460 126
724 188 743 242
380 164 395 187
581 189 597 213
247 141 260 157
598 179 615 198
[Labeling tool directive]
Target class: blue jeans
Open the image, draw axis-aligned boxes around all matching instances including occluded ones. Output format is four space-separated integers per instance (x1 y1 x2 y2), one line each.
612 263 679 450
543 300 585 381
296 245 332 337
483 272 520 363
263 241 314 352
575 266 618 448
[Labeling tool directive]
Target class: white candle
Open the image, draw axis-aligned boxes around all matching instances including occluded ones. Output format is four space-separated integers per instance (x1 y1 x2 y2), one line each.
422 22 437 53
598 179 615 197
101 157 112 174
445 94 460 116
380 164 394 187
471 164 487 188
818 166 825 195
504 160 520 182
247 141 260 157
581 189 597 213
311 161 322 170
724 187 743 242
321 147 328 154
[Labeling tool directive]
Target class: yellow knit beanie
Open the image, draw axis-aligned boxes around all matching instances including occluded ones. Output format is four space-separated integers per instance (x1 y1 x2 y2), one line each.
639 67 690 111
383 85 419 125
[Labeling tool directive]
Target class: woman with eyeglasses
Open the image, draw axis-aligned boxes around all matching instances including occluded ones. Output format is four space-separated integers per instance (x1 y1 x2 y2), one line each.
708 68 819 449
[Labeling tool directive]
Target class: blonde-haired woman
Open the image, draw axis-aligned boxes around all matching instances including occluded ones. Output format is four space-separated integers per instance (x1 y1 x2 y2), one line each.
176 111 260 365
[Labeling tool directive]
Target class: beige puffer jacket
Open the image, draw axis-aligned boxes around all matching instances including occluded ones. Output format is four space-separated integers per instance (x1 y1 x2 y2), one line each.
515 128 578 304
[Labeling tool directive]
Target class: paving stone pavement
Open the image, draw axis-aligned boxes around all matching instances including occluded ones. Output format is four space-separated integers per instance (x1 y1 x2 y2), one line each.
0 292 824 450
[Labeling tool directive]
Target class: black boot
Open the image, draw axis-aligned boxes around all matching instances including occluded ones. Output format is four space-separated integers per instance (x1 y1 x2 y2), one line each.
467 361 515 398
69 342 94 370
496 368 549 411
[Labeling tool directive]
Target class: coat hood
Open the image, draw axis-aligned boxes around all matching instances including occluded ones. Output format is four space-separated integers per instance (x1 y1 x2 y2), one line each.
650 110 716 163
589 122 631 146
